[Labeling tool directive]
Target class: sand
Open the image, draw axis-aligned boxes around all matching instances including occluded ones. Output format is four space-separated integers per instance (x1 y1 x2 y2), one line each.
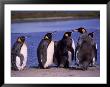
11 65 100 77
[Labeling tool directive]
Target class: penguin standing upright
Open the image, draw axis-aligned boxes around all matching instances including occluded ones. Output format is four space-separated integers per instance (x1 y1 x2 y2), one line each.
73 27 96 70
11 36 27 71
54 32 75 68
63 32 75 67
88 32 97 66
37 32 55 69
73 27 88 66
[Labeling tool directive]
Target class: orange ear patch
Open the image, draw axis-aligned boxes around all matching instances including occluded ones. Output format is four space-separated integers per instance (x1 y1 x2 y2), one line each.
44 36 49 39
18 38 22 43
82 29 85 33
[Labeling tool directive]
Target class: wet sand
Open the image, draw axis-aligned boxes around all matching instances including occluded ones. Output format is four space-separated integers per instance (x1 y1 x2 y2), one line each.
11 66 100 77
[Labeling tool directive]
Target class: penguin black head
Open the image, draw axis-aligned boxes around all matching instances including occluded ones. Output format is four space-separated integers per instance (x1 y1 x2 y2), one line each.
44 33 52 40
17 36 25 43
88 32 94 38
72 27 87 34
63 32 72 38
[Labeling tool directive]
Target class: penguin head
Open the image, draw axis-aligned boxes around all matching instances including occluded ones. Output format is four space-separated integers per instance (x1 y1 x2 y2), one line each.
44 33 52 40
88 32 94 38
17 36 25 43
72 27 87 34
63 32 72 38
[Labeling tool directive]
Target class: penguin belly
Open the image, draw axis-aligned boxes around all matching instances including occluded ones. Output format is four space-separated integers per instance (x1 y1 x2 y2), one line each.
90 43 97 66
68 51 72 67
72 39 75 50
92 57 95 66
16 43 27 70
75 50 79 65
44 41 54 68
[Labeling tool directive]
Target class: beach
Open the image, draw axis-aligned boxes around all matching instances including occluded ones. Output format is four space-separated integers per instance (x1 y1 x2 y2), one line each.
11 11 100 78
11 66 100 77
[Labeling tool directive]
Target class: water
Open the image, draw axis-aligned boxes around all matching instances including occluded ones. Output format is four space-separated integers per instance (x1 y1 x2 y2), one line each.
11 18 100 67
11 19 99 33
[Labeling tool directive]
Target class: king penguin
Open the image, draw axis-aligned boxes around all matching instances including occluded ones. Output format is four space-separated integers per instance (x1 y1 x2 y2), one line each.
72 27 88 66
11 36 27 71
54 32 75 68
37 32 55 69
63 32 75 67
88 32 97 67
72 27 95 70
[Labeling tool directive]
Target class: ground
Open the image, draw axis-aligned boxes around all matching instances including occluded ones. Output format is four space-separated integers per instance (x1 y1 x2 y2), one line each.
11 65 100 77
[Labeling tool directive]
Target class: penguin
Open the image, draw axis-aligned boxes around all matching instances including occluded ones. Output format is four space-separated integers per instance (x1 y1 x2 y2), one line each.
64 32 75 67
73 27 95 70
88 32 97 67
37 32 55 69
72 27 88 66
54 32 75 68
11 36 27 71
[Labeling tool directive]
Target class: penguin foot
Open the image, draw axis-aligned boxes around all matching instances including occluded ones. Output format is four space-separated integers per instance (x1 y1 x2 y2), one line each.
11 67 19 71
75 63 79 66
44 67 50 69
89 63 96 67
59 64 64 68
64 65 69 69
44 65 50 69
38 66 44 69
81 66 88 71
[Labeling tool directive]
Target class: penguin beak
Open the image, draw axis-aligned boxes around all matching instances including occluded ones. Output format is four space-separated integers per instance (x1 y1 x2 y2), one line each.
72 29 78 32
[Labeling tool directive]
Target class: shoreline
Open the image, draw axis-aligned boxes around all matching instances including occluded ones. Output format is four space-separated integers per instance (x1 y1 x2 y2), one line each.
11 17 99 23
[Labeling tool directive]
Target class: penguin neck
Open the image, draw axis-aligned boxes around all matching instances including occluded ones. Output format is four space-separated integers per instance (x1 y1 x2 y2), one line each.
63 36 68 39
20 42 24 50
44 39 52 44
80 32 88 36
63 36 71 39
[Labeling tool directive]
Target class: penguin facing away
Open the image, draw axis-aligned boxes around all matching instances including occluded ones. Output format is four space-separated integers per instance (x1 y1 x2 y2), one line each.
37 32 55 69
11 36 27 71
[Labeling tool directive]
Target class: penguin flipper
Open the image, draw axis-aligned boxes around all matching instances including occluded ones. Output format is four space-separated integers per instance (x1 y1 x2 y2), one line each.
53 54 59 66
19 54 24 66
37 40 49 68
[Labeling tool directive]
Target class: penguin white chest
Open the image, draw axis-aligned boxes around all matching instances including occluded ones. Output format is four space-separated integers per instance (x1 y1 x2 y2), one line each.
44 41 54 68
16 43 27 70
68 51 72 64
20 43 27 58
72 39 75 50
76 50 79 64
